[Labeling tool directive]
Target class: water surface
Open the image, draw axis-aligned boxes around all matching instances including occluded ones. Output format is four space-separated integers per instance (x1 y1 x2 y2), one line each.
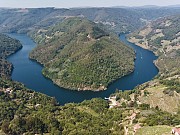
7 33 158 105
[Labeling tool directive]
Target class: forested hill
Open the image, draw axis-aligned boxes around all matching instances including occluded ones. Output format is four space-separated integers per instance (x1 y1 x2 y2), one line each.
29 18 135 91
0 34 22 79
0 7 180 34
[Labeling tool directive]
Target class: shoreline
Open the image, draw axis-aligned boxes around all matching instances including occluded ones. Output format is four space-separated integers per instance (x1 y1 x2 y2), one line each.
127 36 160 74
7 33 159 104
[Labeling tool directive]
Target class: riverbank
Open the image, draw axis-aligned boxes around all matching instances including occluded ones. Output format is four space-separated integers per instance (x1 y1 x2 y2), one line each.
7 33 158 105
0 33 22 79
126 35 160 72
127 36 149 50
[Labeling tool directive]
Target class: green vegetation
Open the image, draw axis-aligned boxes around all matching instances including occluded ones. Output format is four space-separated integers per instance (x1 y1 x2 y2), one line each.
30 18 135 90
1 7 180 34
128 15 180 54
0 79 127 135
1 79 179 135
109 86 180 134
135 125 172 135
0 34 22 79
0 7 179 135
124 15 180 134
128 15 180 98
160 79 180 94
0 79 62 135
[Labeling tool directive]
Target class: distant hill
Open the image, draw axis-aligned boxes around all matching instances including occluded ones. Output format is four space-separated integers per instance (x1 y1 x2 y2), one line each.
29 18 135 91
0 34 22 79
167 4 180 8
0 7 180 34
135 5 160 8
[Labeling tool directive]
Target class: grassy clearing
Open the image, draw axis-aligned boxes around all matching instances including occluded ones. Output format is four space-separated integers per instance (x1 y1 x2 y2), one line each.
135 125 172 135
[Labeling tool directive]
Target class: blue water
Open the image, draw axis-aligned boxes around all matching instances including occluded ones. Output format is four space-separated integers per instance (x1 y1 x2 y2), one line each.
7 33 158 105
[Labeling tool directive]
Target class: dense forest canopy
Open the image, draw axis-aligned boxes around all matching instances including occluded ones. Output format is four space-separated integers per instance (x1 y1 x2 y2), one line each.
29 18 135 91
0 79 179 135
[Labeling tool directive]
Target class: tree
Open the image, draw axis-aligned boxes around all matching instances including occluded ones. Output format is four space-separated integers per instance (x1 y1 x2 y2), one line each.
26 116 46 134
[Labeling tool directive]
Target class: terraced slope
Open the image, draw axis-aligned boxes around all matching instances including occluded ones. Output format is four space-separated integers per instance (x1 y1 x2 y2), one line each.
128 15 180 79
30 18 135 91
127 15 180 113
128 15 180 54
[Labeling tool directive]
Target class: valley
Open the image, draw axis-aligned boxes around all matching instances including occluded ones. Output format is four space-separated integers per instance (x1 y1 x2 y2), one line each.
7 32 158 104
0 5 179 135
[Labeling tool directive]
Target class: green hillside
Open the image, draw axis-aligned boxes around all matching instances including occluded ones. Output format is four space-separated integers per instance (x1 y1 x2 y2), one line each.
127 15 180 110
0 79 179 135
30 18 135 91
0 8 179 135
0 34 22 79
128 15 180 53
128 15 180 78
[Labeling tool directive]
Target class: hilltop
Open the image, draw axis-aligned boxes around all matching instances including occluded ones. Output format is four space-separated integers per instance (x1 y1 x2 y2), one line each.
29 18 135 91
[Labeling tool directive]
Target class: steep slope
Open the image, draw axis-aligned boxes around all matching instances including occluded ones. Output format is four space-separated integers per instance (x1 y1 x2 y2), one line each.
0 79 179 135
30 18 135 91
127 15 180 114
111 17 180 132
0 8 180 135
128 15 180 54
0 34 22 79
128 15 180 78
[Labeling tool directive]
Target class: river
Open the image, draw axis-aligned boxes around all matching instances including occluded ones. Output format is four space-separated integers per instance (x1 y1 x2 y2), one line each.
7 33 158 105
